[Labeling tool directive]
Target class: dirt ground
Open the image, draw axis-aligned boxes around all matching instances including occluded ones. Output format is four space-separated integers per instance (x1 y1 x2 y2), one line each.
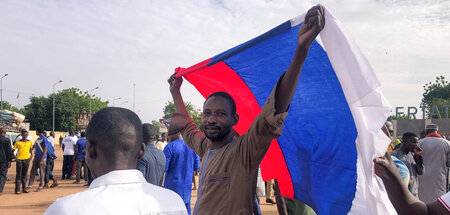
0 148 278 214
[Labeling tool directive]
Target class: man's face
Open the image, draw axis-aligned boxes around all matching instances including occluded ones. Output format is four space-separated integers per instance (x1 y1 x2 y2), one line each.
22 132 29 140
403 136 419 152
202 96 235 141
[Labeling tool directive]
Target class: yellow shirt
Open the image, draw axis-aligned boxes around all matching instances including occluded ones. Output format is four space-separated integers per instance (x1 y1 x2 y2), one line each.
13 140 33 160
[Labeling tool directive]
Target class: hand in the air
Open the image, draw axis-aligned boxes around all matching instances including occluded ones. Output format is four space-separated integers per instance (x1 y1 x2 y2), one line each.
298 5 325 48
373 151 398 181
168 73 183 93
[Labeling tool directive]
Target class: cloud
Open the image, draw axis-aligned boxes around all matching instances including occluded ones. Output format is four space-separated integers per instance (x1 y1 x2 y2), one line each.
0 0 448 122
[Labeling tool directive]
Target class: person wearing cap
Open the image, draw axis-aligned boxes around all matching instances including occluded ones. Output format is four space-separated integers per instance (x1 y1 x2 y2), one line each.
418 124 450 204
163 127 200 215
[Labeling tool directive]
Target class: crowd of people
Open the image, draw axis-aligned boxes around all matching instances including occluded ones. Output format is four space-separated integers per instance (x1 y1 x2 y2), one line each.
375 122 450 215
0 127 92 195
0 5 449 215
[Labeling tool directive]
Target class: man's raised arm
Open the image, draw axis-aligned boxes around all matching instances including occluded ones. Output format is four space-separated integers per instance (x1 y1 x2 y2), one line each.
168 74 207 157
275 5 325 113
168 75 189 117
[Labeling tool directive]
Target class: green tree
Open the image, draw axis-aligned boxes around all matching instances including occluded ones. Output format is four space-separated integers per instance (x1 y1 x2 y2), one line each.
151 119 162 136
162 101 203 132
421 76 450 118
390 114 410 120
24 88 108 131
0 101 23 113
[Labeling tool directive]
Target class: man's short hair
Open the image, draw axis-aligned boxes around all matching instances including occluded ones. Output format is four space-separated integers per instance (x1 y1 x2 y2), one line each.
402 132 418 141
81 131 86 138
205 92 237 115
36 127 45 134
142 124 155 143
86 107 143 160
21 129 28 134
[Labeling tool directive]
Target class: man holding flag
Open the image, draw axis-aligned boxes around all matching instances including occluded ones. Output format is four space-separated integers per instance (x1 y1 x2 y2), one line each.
168 5 324 214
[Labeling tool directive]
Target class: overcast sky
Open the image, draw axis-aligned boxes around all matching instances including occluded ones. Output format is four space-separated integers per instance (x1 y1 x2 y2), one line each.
0 0 448 122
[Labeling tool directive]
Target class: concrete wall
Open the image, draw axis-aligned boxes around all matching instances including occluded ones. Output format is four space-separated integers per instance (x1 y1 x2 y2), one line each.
393 118 450 138
394 119 425 137
432 119 450 137
28 131 67 146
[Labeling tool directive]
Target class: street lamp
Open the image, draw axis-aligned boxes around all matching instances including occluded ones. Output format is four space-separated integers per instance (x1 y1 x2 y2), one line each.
89 87 99 120
120 101 128 107
1 73 8 110
112 97 122 106
52 80 63 131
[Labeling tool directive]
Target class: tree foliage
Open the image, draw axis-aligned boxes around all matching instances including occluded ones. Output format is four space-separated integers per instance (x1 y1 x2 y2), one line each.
151 119 162 136
162 101 203 132
24 88 108 131
0 101 23 113
421 76 450 118
389 114 410 120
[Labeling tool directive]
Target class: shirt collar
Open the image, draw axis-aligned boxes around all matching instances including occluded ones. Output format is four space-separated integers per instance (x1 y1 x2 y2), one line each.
89 169 146 189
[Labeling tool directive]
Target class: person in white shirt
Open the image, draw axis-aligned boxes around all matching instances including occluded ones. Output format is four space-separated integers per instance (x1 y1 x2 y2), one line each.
61 131 78 180
45 107 187 215
47 131 55 147
14 131 33 143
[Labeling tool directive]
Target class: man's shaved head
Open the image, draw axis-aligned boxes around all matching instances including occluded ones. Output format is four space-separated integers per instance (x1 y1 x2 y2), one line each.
86 107 143 163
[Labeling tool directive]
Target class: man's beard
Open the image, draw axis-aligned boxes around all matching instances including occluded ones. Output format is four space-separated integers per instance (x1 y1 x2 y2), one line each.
204 125 230 141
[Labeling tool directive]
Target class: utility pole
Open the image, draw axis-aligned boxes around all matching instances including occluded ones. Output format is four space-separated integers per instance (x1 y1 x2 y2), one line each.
1 73 8 110
53 80 63 131
89 87 99 120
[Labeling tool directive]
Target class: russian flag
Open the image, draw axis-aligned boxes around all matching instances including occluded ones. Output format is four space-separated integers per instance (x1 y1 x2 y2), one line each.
175 7 396 215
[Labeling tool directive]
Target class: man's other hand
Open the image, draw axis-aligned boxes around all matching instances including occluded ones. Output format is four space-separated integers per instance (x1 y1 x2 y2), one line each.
373 151 398 181
168 73 183 93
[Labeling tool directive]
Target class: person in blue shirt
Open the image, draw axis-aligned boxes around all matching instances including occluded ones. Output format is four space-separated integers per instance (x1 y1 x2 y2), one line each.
27 127 47 192
74 131 88 183
44 131 58 188
136 124 166 186
163 127 200 215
